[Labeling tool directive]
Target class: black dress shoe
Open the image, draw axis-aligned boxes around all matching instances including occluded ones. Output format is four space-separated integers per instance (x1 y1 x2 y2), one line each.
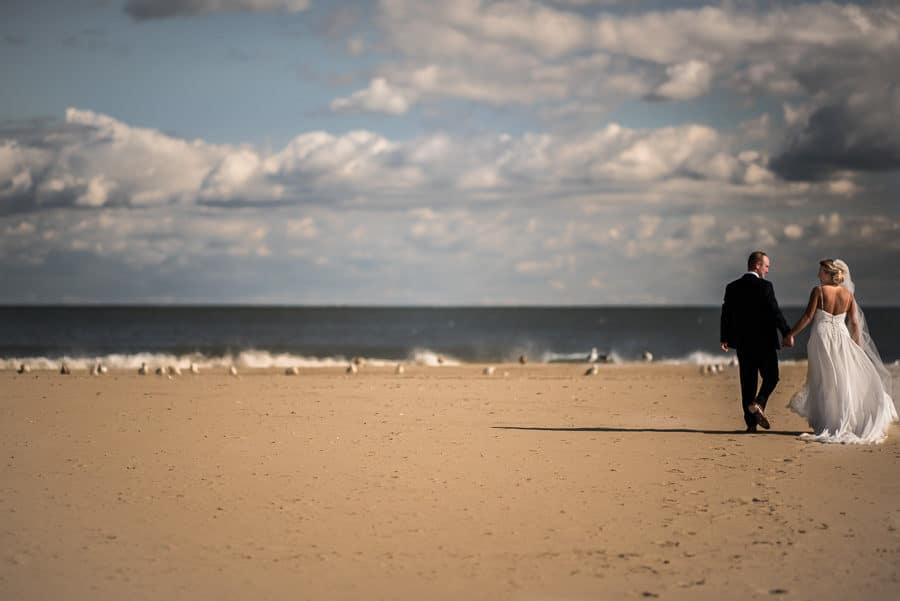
745 425 758 433
749 403 771 429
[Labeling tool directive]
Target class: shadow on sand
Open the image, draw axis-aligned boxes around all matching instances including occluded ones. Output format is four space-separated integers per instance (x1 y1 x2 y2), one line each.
493 425 806 437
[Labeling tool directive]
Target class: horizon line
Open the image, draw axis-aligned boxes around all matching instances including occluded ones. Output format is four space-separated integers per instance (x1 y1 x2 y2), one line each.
4 303 900 309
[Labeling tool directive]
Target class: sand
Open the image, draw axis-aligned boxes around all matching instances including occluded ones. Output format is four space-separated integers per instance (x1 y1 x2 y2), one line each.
1 363 899 600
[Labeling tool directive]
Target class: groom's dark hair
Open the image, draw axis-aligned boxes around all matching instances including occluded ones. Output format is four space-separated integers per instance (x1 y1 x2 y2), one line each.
747 251 767 270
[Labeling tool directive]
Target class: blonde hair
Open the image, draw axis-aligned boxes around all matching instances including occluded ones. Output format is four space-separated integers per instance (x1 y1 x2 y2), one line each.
819 259 845 285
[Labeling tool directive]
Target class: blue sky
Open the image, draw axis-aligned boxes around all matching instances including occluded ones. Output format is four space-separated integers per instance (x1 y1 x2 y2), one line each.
2 0 899 305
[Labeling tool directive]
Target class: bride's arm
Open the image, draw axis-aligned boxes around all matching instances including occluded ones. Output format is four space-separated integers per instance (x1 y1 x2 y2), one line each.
789 287 819 338
847 295 861 345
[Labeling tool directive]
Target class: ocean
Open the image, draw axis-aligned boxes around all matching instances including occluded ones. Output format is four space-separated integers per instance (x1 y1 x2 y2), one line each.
2 306 899 369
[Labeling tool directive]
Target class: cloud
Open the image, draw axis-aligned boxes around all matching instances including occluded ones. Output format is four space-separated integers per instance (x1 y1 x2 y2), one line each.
285 217 318 239
0 104 891 302
364 2 653 112
770 89 900 181
784 224 803 240
124 0 310 20
647 60 713 101
357 1 900 178
330 77 415 115
3 196 898 304
2 108 795 216
371 3 900 99
740 113 771 141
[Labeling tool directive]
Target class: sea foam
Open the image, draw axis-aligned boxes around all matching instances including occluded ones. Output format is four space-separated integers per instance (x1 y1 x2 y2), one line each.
1 349 462 371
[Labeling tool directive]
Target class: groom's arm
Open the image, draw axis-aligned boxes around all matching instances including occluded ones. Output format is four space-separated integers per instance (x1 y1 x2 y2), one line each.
720 285 731 350
765 281 791 337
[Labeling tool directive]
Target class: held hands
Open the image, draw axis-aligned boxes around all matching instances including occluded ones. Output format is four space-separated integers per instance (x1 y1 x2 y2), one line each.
720 342 729 352
782 334 795 348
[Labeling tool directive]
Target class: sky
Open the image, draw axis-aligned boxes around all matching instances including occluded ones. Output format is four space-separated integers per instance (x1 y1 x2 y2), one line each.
1 0 899 305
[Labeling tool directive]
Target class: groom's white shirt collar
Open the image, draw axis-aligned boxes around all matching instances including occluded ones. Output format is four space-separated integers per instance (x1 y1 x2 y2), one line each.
744 271 760 278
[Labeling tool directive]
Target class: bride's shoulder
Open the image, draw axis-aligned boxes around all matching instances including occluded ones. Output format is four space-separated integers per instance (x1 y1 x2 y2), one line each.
835 286 855 308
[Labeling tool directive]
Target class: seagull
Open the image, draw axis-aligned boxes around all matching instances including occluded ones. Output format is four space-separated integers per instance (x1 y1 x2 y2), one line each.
584 364 599 376
155 367 166 376
59 363 70 375
168 365 182 376
587 348 599 363
642 351 654 363
395 364 405 375
229 365 239 376
138 362 149 375
518 354 528 365
285 366 299 375
190 363 200 374
346 363 358 375
17 363 30 374
483 366 495 376
90 363 106 376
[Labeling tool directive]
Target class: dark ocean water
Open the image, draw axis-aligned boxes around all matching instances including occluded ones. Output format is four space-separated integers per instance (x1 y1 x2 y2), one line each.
2 306 899 368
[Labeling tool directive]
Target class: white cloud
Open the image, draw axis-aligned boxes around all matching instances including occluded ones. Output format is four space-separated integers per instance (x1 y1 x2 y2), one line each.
784 224 803 240
330 78 415 115
75 176 115 207
725 226 750 243
650 60 713 101
0 141 54 202
4 107 898 304
827 179 860 196
2 108 820 216
818 212 842 236
335 2 877 133
357 0 900 158
594 125 723 182
60 108 227 207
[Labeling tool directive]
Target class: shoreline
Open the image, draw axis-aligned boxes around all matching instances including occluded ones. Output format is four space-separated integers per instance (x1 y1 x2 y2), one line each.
3 355 818 373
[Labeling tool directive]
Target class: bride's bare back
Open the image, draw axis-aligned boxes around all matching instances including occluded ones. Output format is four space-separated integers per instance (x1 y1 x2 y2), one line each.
818 284 853 315
790 269 860 346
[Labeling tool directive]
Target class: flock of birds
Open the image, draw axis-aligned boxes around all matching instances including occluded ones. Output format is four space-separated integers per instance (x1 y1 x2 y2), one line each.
13 350 737 378
698 357 739 376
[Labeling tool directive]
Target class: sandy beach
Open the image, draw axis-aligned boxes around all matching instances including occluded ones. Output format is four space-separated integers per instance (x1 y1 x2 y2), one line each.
2 363 898 600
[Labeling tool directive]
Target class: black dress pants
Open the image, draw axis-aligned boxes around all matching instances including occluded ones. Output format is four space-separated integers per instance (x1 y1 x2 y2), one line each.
736 347 779 428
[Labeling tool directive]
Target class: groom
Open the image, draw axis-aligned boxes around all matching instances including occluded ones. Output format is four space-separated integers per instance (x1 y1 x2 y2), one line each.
720 251 793 432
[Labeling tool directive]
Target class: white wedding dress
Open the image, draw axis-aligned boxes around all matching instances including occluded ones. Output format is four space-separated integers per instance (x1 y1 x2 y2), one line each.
789 290 898 444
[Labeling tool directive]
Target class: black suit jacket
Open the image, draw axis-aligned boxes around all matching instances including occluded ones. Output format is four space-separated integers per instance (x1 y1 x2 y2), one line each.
720 274 791 351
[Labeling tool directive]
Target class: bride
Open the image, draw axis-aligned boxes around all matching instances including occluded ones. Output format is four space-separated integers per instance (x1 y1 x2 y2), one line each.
785 259 897 443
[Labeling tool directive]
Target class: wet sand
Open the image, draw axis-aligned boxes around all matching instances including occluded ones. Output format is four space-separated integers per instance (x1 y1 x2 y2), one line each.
2 363 898 600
